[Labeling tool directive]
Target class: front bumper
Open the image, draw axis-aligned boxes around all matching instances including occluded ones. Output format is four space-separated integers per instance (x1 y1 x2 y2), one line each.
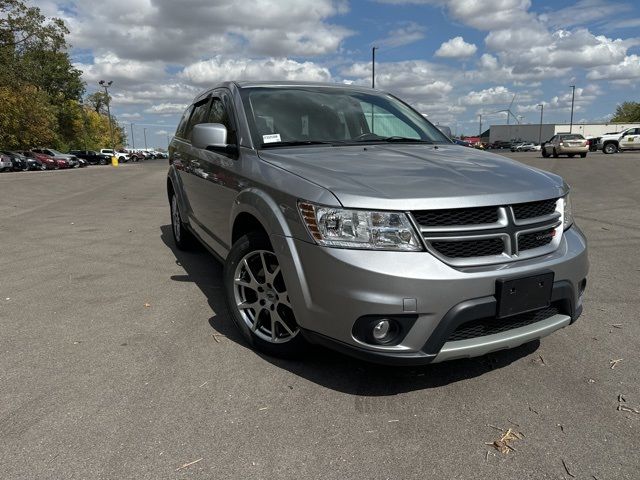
272 226 588 365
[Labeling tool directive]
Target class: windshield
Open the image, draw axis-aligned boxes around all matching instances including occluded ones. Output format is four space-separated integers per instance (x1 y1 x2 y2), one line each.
239 86 451 148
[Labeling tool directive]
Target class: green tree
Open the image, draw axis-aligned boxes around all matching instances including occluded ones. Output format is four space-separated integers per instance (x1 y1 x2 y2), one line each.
0 85 57 149
85 91 110 115
611 102 640 123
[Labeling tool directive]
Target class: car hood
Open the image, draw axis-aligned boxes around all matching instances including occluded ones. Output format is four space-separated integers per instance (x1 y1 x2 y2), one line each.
257 144 566 210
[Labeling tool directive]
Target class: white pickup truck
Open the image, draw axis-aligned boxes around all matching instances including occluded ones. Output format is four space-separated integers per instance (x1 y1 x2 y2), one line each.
597 127 640 154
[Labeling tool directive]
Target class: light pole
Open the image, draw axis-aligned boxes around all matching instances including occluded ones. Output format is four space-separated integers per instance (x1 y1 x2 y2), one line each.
537 104 544 145
371 46 378 89
143 128 148 150
79 97 88 151
569 85 575 133
130 123 135 149
98 80 114 152
478 114 482 137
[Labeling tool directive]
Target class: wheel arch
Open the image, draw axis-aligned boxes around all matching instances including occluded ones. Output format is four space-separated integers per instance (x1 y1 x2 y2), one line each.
230 188 295 246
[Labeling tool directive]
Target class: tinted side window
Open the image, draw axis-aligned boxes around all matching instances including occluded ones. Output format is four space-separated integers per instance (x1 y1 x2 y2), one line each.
175 105 193 139
208 96 237 144
186 98 211 141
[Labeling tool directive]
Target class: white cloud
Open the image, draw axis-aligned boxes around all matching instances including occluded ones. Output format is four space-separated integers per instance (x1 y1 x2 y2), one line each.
435 36 477 58
375 22 426 48
58 0 352 62
460 86 519 106
180 57 332 87
586 54 640 81
76 53 166 86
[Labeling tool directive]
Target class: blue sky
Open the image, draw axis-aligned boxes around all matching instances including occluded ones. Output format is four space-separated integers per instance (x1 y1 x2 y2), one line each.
42 0 640 145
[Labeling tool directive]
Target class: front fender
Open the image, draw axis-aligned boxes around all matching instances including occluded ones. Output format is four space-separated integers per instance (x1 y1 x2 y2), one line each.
230 188 296 239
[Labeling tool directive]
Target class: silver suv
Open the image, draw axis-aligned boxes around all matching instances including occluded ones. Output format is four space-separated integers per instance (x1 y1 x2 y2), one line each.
167 82 588 365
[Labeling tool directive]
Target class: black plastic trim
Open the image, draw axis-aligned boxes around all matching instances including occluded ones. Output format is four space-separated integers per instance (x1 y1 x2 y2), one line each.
300 328 437 366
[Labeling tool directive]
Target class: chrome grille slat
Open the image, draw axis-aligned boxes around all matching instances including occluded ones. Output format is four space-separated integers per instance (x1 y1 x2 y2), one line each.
412 198 563 266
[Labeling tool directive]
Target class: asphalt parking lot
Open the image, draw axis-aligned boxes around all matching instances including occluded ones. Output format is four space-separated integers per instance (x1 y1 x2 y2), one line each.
1 151 639 479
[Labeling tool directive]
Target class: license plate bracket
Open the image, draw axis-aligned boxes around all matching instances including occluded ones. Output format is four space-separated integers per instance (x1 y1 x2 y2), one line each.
496 271 554 319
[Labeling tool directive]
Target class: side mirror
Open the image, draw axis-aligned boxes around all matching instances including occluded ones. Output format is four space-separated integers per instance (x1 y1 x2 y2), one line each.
192 123 237 157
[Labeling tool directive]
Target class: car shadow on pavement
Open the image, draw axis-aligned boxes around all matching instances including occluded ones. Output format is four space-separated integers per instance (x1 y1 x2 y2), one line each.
161 225 540 395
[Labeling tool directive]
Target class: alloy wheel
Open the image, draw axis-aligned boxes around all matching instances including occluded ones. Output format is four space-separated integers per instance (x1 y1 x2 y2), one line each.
233 249 298 343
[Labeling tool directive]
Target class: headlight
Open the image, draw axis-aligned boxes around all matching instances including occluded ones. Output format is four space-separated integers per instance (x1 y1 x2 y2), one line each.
298 202 422 251
562 194 573 230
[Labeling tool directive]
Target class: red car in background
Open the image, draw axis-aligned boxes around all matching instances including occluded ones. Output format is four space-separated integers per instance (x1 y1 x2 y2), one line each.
20 151 58 170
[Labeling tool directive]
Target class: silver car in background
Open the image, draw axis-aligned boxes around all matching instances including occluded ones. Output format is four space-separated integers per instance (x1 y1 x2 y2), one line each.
167 81 588 365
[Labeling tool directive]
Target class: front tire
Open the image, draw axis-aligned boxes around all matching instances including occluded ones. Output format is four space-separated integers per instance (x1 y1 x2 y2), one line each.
223 233 305 358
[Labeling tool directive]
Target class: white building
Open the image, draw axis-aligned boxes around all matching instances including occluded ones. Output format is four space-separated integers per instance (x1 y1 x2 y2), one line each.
489 123 640 144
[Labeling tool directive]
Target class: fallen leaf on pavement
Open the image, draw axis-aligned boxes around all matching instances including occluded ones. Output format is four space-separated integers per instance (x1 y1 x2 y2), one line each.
175 458 203 471
610 358 623 369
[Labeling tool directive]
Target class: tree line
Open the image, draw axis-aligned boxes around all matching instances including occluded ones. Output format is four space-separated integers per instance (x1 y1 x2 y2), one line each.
0 0 125 151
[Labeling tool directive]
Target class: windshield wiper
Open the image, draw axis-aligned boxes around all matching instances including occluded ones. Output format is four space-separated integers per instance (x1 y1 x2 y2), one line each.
260 140 333 148
350 134 433 144
376 136 434 144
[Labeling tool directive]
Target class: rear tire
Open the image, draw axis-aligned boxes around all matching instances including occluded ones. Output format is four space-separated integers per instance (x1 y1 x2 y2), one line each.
580 153 587 158
603 143 617 154
541 148 549 158
552 148 559 158
170 192 194 251
568 154 575 158
223 232 306 359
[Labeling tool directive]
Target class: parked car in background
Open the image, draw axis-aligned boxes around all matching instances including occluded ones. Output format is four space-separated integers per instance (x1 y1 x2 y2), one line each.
512 143 536 152
542 134 588 158
453 139 471 147
0 150 28 171
20 151 56 169
100 149 129 162
32 148 81 168
0 154 12 172
597 127 640 154
6 151 42 171
69 150 111 165
490 141 511 149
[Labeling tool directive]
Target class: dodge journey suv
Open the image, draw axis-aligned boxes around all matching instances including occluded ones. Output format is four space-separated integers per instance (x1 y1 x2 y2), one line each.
167 81 588 365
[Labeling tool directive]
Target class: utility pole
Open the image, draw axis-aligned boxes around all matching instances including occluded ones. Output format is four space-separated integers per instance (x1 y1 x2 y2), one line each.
143 128 148 150
371 46 378 88
98 80 114 152
569 85 576 133
130 123 135 149
537 104 544 145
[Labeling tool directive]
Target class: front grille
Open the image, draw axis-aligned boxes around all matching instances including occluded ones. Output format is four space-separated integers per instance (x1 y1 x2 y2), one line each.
431 238 504 258
413 206 498 227
447 305 560 342
513 199 557 220
518 228 555 251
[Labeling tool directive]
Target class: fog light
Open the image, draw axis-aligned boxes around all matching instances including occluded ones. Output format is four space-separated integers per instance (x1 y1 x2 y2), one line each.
372 319 391 342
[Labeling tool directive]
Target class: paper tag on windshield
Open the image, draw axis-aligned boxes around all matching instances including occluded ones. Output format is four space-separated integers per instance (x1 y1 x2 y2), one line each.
262 134 281 143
